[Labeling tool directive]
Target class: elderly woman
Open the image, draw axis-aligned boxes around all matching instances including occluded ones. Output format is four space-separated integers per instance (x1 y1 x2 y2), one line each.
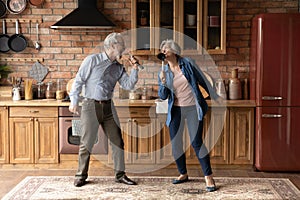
158 39 221 192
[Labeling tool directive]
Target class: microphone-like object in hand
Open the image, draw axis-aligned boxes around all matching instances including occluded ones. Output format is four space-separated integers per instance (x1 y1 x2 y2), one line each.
129 54 144 70
157 53 166 71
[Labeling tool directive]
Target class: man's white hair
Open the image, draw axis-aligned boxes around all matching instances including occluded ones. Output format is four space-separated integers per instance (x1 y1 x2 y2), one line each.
103 32 123 51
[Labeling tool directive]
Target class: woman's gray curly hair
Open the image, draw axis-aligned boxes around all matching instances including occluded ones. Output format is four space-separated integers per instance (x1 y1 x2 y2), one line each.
160 39 181 56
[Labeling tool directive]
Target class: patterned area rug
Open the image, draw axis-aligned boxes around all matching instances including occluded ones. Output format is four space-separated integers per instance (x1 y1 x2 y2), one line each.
3 176 300 200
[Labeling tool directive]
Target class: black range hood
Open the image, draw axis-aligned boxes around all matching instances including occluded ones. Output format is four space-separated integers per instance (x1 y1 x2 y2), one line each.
50 0 116 30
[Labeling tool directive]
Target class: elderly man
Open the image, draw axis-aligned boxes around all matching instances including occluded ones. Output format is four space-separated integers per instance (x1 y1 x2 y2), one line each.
69 32 140 187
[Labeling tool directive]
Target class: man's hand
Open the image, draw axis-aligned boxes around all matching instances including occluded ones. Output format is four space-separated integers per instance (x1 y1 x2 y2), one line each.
128 55 140 70
69 105 79 115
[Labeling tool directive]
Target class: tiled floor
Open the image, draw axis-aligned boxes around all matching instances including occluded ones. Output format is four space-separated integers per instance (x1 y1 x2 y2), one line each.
1 166 300 199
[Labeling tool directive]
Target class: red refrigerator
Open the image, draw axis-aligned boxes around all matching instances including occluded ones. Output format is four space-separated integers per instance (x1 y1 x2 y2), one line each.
250 13 300 171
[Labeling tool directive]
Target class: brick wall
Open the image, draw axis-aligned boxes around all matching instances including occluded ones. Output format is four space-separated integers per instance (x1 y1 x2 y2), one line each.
0 0 298 92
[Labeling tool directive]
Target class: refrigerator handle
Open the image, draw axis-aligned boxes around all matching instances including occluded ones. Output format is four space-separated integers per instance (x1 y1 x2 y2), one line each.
262 96 283 100
262 114 282 118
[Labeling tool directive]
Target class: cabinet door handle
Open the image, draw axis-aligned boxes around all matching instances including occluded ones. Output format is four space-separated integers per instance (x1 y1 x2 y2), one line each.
29 110 39 113
262 96 283 100
262 114 282 118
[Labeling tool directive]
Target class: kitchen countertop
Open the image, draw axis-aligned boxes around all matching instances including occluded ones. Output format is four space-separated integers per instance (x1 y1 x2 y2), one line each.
0 97 256 107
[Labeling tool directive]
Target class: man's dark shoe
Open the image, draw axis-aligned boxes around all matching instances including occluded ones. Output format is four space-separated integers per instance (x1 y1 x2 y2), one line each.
74 179 87 187
115 175 137 185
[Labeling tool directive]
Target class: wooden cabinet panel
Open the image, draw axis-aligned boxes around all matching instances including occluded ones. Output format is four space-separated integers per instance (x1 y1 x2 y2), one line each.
9 118 34 164
35 118 58 164
131 118 156 164
156 115 173 164
9 107 59 164
10 107 58 118
185 108 228 165
111 107 157 165
206 108 229 164
229 108 254 164
0 107 9 163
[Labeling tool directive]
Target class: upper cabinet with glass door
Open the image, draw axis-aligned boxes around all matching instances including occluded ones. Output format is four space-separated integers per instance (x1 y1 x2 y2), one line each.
177 0 202 54
203 0 226 54
131 0 152 55
131 0 175 55
131 0 226 55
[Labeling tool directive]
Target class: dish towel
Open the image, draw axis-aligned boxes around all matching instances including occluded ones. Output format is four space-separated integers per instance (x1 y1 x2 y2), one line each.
72 119 82 136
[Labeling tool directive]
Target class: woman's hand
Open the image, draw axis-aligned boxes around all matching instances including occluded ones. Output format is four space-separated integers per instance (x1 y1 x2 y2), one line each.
159 71 166 84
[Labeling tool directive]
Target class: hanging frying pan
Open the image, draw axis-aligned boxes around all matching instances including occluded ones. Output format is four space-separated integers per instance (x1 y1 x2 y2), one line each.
6 0 27 14
0 20 10 53
8 20 27 52
0 0 7 18
29 0 44 7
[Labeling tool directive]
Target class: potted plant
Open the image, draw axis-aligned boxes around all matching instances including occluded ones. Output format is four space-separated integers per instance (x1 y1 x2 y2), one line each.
0 64 12 85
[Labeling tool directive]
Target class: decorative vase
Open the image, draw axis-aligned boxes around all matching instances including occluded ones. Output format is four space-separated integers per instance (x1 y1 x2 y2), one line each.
228 68 242 100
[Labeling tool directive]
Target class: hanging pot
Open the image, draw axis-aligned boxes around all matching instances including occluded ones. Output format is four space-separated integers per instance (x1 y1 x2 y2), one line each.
0 0 7 18
29 0 44 7
0 20 10 53
8 20 27 52
6 0 27 14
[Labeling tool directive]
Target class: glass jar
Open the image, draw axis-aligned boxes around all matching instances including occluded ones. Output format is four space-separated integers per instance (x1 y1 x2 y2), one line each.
129 90 140 100
37 82 45 99
46 81 55 99
141 87 148 100
56 79 65 100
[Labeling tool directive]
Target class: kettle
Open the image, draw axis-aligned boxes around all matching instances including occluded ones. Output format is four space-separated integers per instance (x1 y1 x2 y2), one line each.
12 87 21 101
215 79 227 99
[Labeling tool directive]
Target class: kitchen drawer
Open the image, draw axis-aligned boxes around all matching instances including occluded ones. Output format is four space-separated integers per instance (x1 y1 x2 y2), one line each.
116 107 156 118
9 107 58 118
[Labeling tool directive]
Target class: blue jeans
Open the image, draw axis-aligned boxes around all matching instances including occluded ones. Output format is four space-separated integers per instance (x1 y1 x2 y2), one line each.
169 105 212 176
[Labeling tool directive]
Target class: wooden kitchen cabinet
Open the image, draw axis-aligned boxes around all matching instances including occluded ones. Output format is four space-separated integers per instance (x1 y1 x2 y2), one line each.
159 107 253 166
184 107 229 165
131 0 226 54
106 104 254 167
9 107 58 164
154 107 230 166
0 106 9 163
203 0 226 54
156 114 172 164
108 106 157 164
229 107 254 165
